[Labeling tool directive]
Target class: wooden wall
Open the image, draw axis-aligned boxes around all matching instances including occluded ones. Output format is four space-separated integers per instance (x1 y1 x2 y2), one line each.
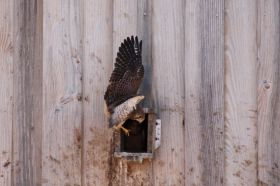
0 0 279 185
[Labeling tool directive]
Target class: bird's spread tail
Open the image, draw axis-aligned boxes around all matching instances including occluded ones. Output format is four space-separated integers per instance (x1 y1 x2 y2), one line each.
134 95 145 104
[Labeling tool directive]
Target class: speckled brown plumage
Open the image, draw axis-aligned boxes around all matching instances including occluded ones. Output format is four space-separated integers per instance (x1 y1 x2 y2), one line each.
104 36 144 113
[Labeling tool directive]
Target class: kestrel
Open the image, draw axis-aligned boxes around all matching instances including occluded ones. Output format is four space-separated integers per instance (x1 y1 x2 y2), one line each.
104 36 145 135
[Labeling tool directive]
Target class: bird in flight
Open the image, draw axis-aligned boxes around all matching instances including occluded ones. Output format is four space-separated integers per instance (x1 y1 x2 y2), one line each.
104 36 145 135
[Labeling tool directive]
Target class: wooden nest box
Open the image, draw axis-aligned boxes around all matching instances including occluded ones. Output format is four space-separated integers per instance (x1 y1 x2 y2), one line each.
113 108 161 162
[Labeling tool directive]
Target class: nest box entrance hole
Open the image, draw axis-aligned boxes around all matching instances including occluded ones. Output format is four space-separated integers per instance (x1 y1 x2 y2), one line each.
120 113 149 153
113 108 159 162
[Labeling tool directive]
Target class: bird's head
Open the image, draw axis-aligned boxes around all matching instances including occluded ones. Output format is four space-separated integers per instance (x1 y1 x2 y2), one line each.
133 112 145 123
131 106 145 123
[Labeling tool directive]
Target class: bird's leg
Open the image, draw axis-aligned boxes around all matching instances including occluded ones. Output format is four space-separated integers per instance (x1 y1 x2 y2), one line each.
121 126 130 136
113 126 120 134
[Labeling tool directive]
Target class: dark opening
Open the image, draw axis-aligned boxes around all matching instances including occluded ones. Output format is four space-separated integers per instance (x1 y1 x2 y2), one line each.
120 114 148 152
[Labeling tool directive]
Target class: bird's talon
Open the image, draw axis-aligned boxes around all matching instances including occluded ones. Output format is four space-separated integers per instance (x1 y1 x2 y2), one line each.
121 127 130 136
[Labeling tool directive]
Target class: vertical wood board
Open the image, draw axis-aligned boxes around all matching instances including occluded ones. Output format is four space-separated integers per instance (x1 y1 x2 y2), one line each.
42 1 83 185
12 0 43 185
82 0 113 185
257 0 280 185
0 1 13 185
184 0 225 185
152 0 185 185
224 0 258 185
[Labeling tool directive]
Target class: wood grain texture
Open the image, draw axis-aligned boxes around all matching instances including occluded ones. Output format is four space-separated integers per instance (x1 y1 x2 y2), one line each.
137 0 153 108
152 0 185 185
113 0 137 58
112 0 153 185
1 1 280 185
257 1 280 185
0 1 13 185
184 0 224 185
42 1 83 185
82 0 112 185
12 0 43 185
224 0 258 185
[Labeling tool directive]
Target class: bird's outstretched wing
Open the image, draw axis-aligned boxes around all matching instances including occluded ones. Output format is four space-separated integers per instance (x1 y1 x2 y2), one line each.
104 36 144 112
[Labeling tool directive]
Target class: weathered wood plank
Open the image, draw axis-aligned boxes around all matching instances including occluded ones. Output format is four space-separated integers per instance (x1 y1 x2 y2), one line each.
0 1 13 185
138 0 153 108
12 0 43 185
82 0 113 185
152 0 185 185
113 0 137 57
224 0 258 185
42 1 83 185
111 1 154 185
257 1 280 185
184 0 224 185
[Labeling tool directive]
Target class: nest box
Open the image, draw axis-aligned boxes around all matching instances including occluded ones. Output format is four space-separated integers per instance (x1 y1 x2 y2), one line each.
113 108 161 162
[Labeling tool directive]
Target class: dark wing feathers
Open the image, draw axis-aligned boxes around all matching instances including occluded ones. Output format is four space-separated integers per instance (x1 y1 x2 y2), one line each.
104 36 144 112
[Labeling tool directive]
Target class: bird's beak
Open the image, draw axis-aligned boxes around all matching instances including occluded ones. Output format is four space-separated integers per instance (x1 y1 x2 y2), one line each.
138 117 145 123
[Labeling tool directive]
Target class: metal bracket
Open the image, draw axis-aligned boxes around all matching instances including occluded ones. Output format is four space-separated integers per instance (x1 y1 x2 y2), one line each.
154 119 161 150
